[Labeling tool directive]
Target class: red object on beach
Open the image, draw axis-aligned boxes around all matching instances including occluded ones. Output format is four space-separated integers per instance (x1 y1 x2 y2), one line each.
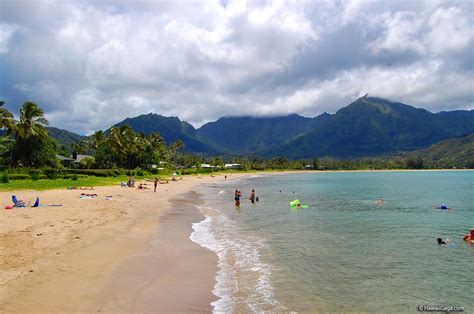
5 205 14 210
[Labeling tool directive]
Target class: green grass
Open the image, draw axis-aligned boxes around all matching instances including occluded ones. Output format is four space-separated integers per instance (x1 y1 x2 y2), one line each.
0 169 302 191
0 176 128 191
0 173 178 191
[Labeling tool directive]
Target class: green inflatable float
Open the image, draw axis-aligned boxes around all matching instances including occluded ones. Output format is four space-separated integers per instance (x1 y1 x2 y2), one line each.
290 199 308 208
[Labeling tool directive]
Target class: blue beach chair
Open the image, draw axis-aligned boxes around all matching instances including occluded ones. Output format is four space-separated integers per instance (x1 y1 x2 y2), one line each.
12 195 26 208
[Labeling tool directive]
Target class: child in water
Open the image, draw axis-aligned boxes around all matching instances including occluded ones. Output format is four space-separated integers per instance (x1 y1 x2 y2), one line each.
249 189 256 204
234 189 242 207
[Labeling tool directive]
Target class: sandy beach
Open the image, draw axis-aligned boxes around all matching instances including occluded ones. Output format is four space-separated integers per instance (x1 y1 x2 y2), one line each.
0 173 247 312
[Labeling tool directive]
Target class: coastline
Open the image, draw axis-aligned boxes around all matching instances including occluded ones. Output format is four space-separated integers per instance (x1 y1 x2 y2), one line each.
1 169 472 312
95 191 218 312
0 173 249 312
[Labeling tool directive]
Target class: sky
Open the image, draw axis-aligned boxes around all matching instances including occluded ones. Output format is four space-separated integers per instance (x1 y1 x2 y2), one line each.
0 0 473 134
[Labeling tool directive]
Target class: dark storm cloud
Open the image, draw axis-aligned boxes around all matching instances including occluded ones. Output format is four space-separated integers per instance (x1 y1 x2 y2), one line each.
0 0 472 134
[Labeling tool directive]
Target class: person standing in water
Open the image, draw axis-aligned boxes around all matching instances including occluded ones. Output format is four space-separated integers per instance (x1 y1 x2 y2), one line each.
249 189 256 204
234 189 242 207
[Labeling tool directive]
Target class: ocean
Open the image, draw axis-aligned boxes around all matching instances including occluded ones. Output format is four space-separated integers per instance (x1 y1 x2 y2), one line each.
190 171 474 312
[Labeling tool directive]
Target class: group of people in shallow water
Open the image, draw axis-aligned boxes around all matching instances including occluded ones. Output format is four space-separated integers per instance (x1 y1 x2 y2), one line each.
439 229 474 245
234 189 259 207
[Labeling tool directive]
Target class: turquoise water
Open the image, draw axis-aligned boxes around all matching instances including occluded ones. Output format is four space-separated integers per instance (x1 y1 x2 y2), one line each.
192 171 474 312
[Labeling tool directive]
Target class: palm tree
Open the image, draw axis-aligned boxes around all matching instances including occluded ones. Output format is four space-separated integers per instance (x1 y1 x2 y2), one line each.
147 132 168 159
15 101 49 142
169 139 185 162
0 101 15 131
108 125 137 168
9 101 55 167
89 130 106 150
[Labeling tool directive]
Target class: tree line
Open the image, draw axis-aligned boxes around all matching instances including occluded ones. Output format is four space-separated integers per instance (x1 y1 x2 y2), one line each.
0 101 183 170
1 100 467 173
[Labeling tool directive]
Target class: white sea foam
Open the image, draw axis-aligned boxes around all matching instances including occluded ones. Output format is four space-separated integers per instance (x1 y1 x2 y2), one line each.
190 205 283 313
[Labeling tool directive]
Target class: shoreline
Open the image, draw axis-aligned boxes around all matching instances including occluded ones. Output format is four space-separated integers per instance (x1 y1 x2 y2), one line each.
94 190 218 312
0 174 251 312
1 170 472 311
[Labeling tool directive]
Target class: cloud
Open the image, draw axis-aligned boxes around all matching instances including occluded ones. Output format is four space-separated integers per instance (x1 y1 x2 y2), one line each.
0 0 472 134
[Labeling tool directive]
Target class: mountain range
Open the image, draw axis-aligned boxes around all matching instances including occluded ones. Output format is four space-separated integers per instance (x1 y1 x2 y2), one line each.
407 133 474 168
48 97 474 160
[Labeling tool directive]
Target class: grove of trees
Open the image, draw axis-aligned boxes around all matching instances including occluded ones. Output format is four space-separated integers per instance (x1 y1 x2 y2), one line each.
0 101 183 171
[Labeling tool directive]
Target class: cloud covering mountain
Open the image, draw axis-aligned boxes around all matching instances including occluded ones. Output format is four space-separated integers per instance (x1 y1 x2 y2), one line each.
0 0 473 134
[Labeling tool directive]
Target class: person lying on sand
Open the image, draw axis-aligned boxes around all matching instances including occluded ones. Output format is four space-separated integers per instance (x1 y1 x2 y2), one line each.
67 187 94 190
79 187 94 190
138 183 150 189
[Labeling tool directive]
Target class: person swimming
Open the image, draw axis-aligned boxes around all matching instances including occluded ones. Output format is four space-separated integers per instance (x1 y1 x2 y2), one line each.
437 238 447 245
463 228 474 243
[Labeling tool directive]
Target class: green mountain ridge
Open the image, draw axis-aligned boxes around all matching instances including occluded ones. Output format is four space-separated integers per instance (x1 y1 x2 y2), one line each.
196 113 331 155
45 97 474 160
267 97 474 158
46 127 87 153
407 133 474 168
113 113 218 155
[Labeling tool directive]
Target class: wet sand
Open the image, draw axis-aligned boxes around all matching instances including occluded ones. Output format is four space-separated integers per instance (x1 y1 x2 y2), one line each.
96 192 217 312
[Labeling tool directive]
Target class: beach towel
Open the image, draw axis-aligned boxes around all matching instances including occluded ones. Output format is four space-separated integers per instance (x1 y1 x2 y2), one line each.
80 193 98 199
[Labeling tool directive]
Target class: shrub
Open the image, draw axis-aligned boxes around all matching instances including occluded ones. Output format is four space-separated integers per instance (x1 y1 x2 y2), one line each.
30 173 40 181
67 169 116 177
1 173 8 183
71 174 78 181
29 170 40 181
8 174 31 180
79 156 96 169
44 168 59 179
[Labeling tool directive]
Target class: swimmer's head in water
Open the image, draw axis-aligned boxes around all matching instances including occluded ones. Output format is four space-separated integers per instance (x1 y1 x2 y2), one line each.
437 238 446 245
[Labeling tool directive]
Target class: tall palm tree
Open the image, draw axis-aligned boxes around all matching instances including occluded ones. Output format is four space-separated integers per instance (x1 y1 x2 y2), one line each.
147 132 168 159
0 101 15 131
108 125 137 168
89 130 106 150
169 139 185 162
9 101 54 167
15 101 49 142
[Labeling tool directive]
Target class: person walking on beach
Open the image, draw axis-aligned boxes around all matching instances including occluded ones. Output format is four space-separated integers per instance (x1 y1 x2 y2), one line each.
234 189 242 207
154 177 158 192
249 189 256 204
